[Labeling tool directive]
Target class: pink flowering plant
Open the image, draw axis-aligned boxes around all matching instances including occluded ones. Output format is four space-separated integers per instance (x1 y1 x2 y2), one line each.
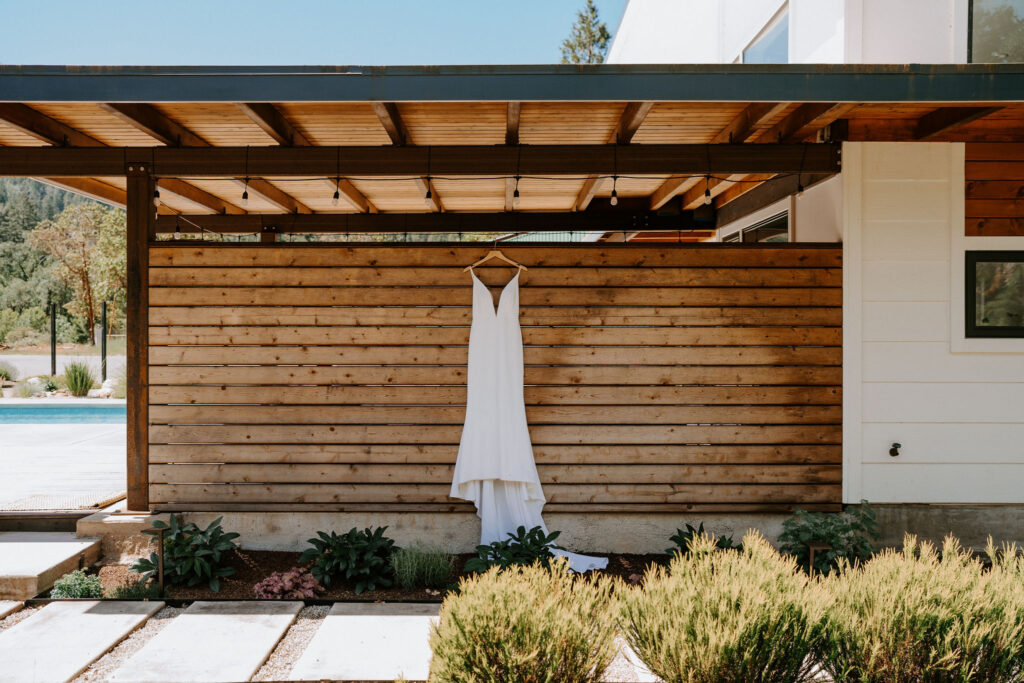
253 566 323 600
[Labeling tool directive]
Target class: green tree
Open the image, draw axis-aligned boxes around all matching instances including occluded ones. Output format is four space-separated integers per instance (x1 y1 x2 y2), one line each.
560 0 611 65
972 1 1024 62
0 191 39 242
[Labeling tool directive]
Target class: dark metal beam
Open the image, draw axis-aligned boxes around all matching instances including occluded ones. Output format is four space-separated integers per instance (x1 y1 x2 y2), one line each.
914 106 1002 140
715 172 833 227
153 209 708 235
0 143 842 177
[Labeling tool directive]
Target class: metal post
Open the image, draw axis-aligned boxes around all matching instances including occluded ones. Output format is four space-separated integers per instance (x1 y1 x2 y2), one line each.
49 303 56 376
101 301 108 382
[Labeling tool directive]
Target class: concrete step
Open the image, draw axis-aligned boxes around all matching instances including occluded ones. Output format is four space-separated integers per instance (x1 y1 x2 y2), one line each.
112 600 302 683
0 531 101 599
0 600 163 683
289 602 438 682
0 600 22 620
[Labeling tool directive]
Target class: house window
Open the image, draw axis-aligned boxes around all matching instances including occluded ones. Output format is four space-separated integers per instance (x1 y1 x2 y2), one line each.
966 251 1024 337
742 10 789 64
969 0 1024 62
723 212 789 243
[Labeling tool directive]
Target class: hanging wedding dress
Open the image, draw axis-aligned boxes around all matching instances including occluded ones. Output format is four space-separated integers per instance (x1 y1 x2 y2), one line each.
450 267 607 573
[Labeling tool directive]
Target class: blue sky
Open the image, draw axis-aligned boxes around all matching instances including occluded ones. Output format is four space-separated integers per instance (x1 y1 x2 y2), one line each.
0 0 628 65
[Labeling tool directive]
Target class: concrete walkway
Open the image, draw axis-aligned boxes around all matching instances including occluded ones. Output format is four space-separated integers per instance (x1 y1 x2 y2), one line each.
0 532 101 599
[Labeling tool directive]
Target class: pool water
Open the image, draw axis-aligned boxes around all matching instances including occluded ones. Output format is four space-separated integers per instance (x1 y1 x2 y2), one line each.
0 402 127 424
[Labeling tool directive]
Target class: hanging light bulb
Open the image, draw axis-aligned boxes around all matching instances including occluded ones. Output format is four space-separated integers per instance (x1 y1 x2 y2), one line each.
173 222 181 241
703 176 712 206
796 182 805 197
241 177 249 207
609 176 619 206
424 183 433 208
332 177 341 206
512 176 521 208
152 188 161 208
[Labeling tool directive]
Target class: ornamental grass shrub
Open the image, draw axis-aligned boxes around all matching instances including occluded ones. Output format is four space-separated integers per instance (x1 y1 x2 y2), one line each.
428 559 619 683
64 361 95 397
620 532 821 683
390 545 455 589
816 535 1024 683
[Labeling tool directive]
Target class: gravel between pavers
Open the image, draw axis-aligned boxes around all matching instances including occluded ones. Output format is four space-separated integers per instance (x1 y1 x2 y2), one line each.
0 605 39 633
72 606 184 683
253 604 330 681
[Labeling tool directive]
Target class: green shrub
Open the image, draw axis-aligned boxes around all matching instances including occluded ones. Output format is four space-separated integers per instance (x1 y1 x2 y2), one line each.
50 569 104 599
464 525 562 573
390 545 455 589
0 360 17 382
620 532 821 683
665 522 742 557
0 308 18 344
4 326 45 347
131 515 239 592
429 559 619 683
299 526 395 594
108 577 163 600
816 535 1024 682
64 361 95 396
777 499 879 574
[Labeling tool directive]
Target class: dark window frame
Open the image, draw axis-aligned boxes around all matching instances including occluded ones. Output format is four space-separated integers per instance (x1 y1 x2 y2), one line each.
965 250 1024 337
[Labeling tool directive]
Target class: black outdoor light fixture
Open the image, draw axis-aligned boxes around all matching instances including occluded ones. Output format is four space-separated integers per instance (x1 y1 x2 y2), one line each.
890 442 901 457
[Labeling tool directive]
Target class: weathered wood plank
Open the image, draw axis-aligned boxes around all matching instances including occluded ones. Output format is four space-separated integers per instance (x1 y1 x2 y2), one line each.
150 482 841 505
149 423 842 445
965 217 1024 236
148 364 843 386
965 198 1024 217
149 286 842 308
148 325 842 346
150 245 843 269
148 404 842 426
149 305 842 328
149 463 841 485
148 384 842 406
153 502 842 513
149 266 841 288
148 344 842 367
148 443 843 465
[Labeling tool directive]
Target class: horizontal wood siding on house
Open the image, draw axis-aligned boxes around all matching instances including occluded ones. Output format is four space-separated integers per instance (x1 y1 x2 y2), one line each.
966 143 1024 236
146 244 842 512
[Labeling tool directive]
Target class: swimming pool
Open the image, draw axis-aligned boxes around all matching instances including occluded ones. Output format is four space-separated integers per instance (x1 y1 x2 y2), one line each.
0 402 127 424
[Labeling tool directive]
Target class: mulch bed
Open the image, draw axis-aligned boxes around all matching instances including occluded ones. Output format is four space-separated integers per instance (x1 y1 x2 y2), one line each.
95 549 670 601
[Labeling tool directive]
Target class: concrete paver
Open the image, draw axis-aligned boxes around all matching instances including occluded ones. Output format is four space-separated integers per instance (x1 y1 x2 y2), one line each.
111 600 302 683
0 601 21 620
0 600 162 683
0 532 101 599
288 602 438 682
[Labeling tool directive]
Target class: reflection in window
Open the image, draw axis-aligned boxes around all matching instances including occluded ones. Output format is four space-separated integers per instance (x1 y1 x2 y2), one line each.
723 213 789 243
970 0 1024 62
743 11 789 64
967 251 1024 337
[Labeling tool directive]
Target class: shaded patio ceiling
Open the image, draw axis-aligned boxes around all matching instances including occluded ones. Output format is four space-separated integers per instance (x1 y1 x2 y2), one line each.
0 64 1022 229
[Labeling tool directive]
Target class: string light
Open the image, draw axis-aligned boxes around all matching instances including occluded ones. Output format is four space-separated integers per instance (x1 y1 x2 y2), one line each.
512 175 521 208
423 177 433 208
241 177 249 206
610 176 619 206
332 177 341 206
703 175 712 206
152 188 161 207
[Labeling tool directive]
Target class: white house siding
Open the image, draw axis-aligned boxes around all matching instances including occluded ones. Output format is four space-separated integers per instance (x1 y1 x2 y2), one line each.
843 142 1024 504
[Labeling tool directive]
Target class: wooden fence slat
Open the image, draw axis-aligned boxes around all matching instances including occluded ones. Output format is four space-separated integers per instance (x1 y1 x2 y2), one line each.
148 443 843 465
148 384 842 406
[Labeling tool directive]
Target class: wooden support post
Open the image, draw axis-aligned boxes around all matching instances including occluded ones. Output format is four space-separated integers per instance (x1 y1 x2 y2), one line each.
125 164 152 512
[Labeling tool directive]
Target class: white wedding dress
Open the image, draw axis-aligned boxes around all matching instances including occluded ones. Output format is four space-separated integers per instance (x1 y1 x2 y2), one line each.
450 268 607 573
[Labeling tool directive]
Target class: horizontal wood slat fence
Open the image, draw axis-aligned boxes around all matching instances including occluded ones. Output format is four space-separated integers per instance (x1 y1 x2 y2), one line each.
966 143 1024 236
147 244 842 513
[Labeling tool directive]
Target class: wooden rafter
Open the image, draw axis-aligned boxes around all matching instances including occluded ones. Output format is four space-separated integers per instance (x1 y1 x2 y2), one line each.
0 103 104 147
648 103 784 210
679 175 743 210
413 176 443 213
756 103 855 143
157 178 245 214
506 102 521 145
914 106 1002 140
35 177 126 207
236 102 311 146
716 172 833 227
372 102 409 146
575 102 654 211
712 173 777 209
102 102 311 213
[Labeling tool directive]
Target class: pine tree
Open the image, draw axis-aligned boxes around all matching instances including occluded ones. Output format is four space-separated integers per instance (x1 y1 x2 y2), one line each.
560 0 611 65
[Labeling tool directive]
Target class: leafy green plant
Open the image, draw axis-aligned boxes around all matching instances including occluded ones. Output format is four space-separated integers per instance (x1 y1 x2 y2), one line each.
108 577 163 600
390 545 455 589
40 375 58 392
621 532 821 683
665 522 742 557
0 360 17 382
130 515 240 592
50 569 104 599
429 559 619 683
464 525 562 573
298 526 395 594
63 361 95 397
778 499 879 575
816 535 1024 682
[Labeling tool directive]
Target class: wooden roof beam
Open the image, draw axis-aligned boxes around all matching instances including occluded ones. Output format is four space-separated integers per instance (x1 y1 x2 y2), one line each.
757 103 856 143
0 104 104 147
573 176 605 212
648 175 701 210
680 174 749 210
506 102 521 145
712 174 777 209
413 176 443 213
236 102 312 146
34 177 126 207
372 102 410 146
575 102 654 211
914 106 1002 140
99 103 208 147
157 178 245 214
228 177 312 214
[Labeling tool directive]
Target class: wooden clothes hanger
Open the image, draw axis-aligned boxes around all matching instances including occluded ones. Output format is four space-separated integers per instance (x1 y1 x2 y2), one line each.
462 249 528 273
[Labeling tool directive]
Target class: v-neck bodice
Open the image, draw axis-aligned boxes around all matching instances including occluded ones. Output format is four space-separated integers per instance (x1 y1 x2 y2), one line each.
470 268 520 318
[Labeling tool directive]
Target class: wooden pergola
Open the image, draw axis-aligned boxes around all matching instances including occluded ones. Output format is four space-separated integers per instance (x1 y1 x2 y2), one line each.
1 63 1022 512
